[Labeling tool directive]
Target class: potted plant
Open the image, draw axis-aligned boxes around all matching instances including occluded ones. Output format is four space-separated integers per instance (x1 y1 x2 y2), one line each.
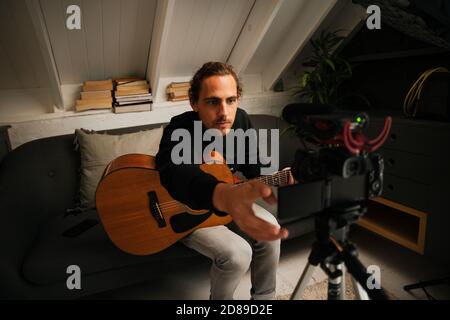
282 29 371 131
295 29 353 106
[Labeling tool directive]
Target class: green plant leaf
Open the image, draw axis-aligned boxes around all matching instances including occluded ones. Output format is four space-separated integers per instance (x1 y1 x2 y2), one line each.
318 91 325 104
294 29 353 107
324 58 336 71
317 73 322 83
328 36 345 49
345 60 352 77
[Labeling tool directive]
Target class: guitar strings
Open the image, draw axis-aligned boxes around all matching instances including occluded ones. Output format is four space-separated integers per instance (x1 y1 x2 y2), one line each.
155 170 291 211
156 171 290 210
157 171 290 208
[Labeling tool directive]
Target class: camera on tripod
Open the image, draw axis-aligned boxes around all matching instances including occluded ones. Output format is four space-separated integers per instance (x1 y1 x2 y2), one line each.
279 103 392 300
278 104 392 222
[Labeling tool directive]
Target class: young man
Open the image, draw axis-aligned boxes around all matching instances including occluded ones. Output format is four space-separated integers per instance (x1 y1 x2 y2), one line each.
155 62 289 300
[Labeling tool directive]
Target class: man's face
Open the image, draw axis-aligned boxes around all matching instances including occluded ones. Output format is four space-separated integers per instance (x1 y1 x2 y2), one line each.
191 75 239 135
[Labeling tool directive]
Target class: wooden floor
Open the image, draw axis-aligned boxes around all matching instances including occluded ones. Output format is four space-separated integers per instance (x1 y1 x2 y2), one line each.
84 226 450 300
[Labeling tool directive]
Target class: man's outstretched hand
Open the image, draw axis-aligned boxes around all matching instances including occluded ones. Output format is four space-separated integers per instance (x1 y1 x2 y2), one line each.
212 180 289 241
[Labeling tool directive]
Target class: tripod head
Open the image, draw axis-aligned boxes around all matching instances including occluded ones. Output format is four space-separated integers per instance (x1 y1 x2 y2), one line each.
309 203 365 275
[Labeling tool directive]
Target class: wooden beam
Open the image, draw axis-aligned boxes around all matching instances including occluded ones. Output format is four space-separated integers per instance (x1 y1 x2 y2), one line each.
146 0 176 103
227 0 284 75
25 0 64 110
261 0 339 91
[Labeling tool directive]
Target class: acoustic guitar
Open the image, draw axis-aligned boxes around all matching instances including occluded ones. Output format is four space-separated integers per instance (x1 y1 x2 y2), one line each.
95 153 291 255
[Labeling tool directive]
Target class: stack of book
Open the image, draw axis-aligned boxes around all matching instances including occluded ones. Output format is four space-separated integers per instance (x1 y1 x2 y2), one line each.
76 79 113 112
113 78 152 113
166 82 190 101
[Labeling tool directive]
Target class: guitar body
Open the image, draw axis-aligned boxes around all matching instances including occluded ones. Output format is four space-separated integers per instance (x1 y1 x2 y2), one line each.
95 154 233 256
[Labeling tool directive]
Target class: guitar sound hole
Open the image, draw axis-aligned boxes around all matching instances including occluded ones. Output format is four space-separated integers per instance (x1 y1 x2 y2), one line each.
170 211 213 233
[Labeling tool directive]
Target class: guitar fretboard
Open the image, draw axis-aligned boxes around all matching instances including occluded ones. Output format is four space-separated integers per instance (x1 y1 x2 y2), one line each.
254 169 291 187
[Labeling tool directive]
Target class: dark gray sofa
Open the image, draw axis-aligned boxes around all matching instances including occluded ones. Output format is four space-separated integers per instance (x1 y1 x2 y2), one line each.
0 114 313 299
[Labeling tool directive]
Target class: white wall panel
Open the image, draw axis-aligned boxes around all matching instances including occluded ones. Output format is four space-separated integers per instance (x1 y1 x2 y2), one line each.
0 0 51 89
245 0 309 74
161 0 254 77
40 0 157 84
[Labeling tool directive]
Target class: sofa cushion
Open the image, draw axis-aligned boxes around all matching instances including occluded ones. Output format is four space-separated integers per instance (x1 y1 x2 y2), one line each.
75 127 164 209
22 210 200 286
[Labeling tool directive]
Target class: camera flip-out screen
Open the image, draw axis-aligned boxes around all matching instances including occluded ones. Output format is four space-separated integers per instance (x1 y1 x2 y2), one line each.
277 174 368 222
278 181 324 221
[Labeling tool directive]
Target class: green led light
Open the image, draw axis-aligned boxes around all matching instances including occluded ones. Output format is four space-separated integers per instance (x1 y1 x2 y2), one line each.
356 116 362 123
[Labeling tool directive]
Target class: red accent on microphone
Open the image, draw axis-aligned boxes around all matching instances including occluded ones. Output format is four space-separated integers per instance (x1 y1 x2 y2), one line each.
367 116 392 152
342 117 392 154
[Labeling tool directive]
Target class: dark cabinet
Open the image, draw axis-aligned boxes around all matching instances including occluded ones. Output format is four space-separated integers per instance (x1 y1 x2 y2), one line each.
0 125 11 163
359 115 450 265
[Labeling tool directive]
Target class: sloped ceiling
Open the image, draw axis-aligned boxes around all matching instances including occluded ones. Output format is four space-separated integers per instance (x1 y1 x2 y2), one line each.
161 0 255 77
40 0 157 84
0 0 367 107
0 0 51 89
245 0 310 75
153 0 352 100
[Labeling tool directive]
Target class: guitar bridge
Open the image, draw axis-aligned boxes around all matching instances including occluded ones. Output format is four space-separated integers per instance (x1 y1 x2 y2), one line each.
147 191 166 228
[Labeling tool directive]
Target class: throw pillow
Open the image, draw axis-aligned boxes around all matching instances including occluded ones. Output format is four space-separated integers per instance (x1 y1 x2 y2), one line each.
75 126 164 209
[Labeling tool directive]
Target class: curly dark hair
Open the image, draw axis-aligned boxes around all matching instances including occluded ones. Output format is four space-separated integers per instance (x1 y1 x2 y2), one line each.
189 62 243 104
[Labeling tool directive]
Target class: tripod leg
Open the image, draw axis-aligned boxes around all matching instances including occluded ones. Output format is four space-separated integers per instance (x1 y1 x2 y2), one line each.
350 274 370 300
341 266 346 300
342 249 388 300
291 263 317 300
327 224 347 300
327 262 345 300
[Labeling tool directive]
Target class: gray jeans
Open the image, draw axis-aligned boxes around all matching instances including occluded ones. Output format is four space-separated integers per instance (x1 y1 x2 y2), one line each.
180 204 280 300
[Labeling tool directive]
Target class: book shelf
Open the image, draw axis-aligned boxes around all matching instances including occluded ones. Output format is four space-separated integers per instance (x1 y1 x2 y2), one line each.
358 197 427 254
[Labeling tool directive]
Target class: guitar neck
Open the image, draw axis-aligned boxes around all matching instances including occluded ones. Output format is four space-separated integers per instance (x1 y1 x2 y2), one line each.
253 169 291 187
